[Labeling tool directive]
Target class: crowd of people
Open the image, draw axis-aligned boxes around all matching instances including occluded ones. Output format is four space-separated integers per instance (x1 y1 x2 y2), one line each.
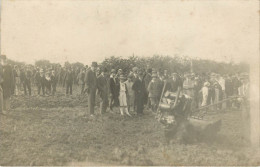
0 55 250 116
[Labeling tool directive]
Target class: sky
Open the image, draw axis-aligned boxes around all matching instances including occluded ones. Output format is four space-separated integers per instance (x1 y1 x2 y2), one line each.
0 0 259 65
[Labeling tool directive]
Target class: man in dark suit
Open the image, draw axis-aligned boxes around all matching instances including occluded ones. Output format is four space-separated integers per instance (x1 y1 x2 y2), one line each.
225 74 234 109
51 70 58 95
20 66 32 96
97 68 110 114
85 62 98 116
109 69 120 111
132 70 146 115
35 69 46 95
63 67 74 95
1 55 14 113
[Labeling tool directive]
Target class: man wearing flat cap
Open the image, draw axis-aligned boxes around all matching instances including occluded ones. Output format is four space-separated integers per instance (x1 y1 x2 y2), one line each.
85 62 98 116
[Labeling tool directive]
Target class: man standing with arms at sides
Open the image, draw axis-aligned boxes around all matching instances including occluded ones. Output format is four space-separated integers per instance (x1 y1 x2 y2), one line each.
97 68 110 114
132 70 146 116
109 69 120 111
77 68 86 95
63 67 74 95
85 62 98 117
51 70 58 95
225 74 233 110
1 55 14 114
132 67 139 112
144 68 152 109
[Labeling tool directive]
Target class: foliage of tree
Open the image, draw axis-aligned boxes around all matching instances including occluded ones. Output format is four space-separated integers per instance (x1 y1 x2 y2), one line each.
6 55 249 75
100 55 249 75
35 60 51 68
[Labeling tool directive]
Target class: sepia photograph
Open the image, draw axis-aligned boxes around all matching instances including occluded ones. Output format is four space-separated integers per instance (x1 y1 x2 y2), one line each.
0 0 259 166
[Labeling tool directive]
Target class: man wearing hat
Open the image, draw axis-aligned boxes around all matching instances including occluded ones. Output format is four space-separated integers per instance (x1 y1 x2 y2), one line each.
20 66 31 96
85 62 98 116
77 68 86 95
109 69 120 111
183 73 195 97
225 74 233 109
132 70 146 115
50 70 58 95
63 66 74 95
97 67 110 114
147 73 161 112
0 55 14 113
13 65 21 95
35 69 46 95
132 67 139 79
144 68 152 109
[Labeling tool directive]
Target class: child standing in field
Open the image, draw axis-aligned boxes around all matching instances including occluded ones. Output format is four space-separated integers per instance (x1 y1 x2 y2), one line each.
119 74 131 117
147 73 161 112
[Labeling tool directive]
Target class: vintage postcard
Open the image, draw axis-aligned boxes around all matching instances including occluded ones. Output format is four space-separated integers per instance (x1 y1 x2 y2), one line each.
0 0 259 166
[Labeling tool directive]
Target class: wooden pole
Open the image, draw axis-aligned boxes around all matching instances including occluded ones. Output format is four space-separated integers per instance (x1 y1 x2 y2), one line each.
192 96 241 112
157 81 167 113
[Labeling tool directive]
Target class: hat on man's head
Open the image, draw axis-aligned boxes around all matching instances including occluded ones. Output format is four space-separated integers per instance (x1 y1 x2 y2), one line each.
204 82 210 87
132 67 139 73
111 69 116 73
91 62 98 67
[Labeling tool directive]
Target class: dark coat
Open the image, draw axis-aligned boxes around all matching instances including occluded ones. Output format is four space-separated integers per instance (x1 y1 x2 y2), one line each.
85 69 97 91
0 63 3 84
97 75 110 96
225 78 233 96
147 80 161 98
2 64 14 99
64 71 74 85
144 73 152 90
51 74 58 85
132 77 146 113
109 77 120 97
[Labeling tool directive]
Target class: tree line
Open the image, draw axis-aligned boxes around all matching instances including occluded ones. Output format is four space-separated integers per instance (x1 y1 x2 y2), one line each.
7 55 249 74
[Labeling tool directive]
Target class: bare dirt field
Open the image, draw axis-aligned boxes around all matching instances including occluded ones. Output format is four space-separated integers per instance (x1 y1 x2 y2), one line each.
1 86 260 166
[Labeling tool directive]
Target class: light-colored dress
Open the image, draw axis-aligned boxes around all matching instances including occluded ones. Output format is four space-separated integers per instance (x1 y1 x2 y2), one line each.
201 86 208 106
119 82 127 107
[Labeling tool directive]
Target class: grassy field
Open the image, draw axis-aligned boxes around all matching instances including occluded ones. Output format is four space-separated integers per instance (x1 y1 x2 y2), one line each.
0 85 259 166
